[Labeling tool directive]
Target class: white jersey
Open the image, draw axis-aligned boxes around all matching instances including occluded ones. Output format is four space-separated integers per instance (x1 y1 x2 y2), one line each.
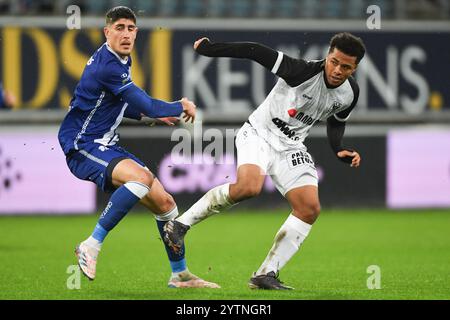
248 53 359 152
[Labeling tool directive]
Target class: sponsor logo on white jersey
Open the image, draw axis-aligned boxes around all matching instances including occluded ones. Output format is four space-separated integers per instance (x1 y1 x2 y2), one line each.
271 118 299 141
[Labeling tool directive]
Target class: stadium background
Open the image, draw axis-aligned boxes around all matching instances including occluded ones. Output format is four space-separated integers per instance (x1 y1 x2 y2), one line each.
0 0 449 301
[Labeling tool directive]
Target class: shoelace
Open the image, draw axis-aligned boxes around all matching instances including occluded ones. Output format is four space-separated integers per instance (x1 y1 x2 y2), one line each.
268 271 285 284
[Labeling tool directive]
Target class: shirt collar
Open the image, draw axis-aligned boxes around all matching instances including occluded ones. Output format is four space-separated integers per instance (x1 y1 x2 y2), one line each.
105 42 129 64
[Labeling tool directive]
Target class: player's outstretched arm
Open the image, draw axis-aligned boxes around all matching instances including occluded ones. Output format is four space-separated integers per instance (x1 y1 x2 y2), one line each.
121 84 195 123
123 105 143 120
326 115 361 167
193 37 318 87
193 37 280 72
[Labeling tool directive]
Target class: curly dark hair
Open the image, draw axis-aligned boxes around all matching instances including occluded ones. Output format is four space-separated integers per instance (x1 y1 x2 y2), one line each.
329 32 366 64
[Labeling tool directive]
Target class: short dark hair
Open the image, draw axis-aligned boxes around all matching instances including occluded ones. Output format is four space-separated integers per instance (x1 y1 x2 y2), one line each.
329 32 366 64
106 6 136 25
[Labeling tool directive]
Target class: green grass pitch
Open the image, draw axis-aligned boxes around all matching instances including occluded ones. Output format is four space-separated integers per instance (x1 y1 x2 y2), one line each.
0 209 449 300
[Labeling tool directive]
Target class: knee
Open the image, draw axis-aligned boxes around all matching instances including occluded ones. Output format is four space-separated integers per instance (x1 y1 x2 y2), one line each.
293 202 321 224
231 183 262 201
130 170 154 188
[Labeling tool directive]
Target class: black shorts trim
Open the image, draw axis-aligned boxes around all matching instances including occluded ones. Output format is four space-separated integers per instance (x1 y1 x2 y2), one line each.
105 156 129 193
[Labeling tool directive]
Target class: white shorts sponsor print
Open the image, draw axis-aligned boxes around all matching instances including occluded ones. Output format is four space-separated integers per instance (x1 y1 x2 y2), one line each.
236 122 318 196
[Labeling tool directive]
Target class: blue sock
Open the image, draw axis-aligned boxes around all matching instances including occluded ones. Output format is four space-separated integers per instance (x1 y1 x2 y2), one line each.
155 219 187 273
93 183 146 242
92 223 108 242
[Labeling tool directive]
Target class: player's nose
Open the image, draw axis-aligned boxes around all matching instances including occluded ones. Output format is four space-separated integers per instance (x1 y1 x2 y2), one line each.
334 65 343 75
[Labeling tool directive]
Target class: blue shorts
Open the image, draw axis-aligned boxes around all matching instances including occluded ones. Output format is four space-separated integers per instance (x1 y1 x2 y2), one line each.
66 144 146 193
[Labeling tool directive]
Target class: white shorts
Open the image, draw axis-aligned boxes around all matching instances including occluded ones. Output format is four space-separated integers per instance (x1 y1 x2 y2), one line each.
235 122 318 196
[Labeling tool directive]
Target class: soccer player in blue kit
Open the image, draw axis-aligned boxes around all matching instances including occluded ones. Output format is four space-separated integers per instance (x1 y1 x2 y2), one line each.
58 6 219 288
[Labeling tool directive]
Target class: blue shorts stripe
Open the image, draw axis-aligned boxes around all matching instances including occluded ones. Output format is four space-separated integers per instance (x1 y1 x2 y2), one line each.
79 150 109 167
66 143 146 193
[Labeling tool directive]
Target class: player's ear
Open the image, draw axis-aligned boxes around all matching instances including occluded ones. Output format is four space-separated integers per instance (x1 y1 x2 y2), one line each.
103 26 109 38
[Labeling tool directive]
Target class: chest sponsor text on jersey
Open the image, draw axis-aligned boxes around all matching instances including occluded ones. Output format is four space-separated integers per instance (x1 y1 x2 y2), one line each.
271 118 300 141
287 109 317 125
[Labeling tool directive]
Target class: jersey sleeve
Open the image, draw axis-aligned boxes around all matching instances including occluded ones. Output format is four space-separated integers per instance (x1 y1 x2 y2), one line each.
120 83 183 118
334 76 359 122
274 55 324 87
196 40 279 72
97 60 133 96
196 40 322 88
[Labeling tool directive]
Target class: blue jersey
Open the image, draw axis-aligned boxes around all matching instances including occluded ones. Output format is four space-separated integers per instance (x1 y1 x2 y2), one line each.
58 43 135 155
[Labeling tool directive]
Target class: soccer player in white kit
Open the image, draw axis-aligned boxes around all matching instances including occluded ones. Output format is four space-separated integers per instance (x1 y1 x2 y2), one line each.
164 33 365 289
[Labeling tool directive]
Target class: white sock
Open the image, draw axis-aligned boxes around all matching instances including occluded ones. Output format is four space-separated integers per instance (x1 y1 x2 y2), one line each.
171 268 191 280
256 214 312 276
154 206 179 221
84 236 102 251
177 183 235 227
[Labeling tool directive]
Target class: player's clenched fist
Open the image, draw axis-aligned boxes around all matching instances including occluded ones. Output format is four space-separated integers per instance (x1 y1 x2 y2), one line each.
337 150 361 168
180 97 196 123
193 37 210 50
